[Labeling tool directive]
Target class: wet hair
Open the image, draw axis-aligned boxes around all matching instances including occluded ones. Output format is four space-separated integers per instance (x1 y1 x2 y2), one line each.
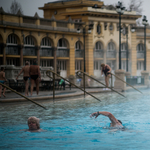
101 63 105 67
28 116 40 129
25 61 29 65
1 67 4 71
118 120 122 124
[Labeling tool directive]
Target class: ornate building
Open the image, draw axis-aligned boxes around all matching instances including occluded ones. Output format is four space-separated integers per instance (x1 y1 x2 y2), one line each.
0 0 149 79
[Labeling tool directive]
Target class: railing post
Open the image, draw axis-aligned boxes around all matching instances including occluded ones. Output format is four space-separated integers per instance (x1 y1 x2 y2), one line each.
84 73 85 97
53 72 55 101
111 74 113 90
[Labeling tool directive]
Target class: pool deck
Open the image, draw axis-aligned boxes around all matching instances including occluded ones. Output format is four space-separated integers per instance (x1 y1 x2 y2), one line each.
0 85 148 103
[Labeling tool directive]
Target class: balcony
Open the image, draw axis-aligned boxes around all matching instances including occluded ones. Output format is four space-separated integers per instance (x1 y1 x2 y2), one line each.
56 49 69 57
94 50 104 58
75 50 84 58
40 48 54 57
106 50 116 58
6 46 20 55
137 51 144 58
23 47 37 56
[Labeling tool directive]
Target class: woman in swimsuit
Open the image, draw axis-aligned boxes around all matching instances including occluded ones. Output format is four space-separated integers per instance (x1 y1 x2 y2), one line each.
101 63 111 90
0 67 7 97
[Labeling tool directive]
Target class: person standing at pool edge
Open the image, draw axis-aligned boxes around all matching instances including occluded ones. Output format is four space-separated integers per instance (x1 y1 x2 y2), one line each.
29 59 41 96
0 67 7 97
16 61 30 96
101 63 111 90
90 111 123 128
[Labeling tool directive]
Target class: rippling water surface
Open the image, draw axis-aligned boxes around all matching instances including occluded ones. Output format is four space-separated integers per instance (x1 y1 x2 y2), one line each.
1 89 150 150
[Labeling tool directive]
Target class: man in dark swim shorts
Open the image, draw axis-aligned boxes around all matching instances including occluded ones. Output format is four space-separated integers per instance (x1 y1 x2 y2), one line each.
29 59 41 96
16 61 30 96
101 63 111 90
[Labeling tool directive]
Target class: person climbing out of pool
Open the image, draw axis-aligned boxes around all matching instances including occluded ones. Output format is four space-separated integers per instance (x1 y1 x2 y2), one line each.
0 67 7 98
27 116 44 132
16 61 30 96
101 63 111 90
90 111 123 128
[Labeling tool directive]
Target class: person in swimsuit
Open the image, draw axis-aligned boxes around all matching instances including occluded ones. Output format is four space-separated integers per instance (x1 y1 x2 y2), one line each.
16 61 30 96
101 63 111 90
90 111 123 128
29 59 41 96
0 67 7 97
26 116 44 132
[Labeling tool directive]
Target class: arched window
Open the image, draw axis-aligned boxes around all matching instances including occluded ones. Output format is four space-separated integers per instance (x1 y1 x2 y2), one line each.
7 34 17 44
57 38 67 48
121 43 126 51
24 36 34 45
107 42 115 51
41 37 52 47
95 41 103 50
75 41 82 50
137 43 144 52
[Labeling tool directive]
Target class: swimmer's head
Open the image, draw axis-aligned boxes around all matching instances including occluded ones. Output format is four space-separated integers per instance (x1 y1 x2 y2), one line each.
25 61 29 65
101 63 105 67
28 116 40 130
118 120 122 124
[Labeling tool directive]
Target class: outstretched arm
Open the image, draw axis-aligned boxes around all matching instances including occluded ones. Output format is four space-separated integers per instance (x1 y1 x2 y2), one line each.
3 72 7 81
16 68 24 80
38 66 41 80
90 111 118 124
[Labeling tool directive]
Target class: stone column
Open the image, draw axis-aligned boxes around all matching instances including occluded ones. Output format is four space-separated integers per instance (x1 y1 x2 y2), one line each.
141 71 149 86
103 50 106 64
36 46 40 66
19 45 23 66
114 69 126 91
53 47 57 73
3 43 6 65
125 72 131 77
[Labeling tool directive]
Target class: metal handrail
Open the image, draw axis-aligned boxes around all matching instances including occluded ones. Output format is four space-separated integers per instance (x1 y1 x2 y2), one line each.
110 72 143 94
76 70 126 98
0 82 46 109
46 70 101 102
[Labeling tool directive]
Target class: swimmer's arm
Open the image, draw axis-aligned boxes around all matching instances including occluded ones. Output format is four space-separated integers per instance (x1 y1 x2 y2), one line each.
3 72 7 81
90 111 116 120
38 66 41 79
16 68 24 79
90 111 110 118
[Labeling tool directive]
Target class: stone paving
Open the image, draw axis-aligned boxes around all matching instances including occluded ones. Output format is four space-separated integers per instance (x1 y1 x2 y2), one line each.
0 87 112 103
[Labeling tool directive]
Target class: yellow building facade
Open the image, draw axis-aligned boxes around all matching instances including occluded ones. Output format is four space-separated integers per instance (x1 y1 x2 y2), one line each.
0 0 149 79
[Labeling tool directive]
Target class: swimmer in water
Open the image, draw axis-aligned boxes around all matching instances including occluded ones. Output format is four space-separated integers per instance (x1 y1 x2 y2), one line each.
26 116 44 132
90 111 123 128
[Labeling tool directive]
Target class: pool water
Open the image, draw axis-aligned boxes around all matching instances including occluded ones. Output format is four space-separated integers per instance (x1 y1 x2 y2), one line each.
1 89 150 150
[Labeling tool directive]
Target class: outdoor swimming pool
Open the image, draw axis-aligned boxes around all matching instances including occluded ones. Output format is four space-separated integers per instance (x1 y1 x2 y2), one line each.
0 88 150 150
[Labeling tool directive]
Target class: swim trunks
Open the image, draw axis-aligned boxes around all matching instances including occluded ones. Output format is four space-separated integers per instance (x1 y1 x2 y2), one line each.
0 80 5 84
23 76 29 81
30 75 38 81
